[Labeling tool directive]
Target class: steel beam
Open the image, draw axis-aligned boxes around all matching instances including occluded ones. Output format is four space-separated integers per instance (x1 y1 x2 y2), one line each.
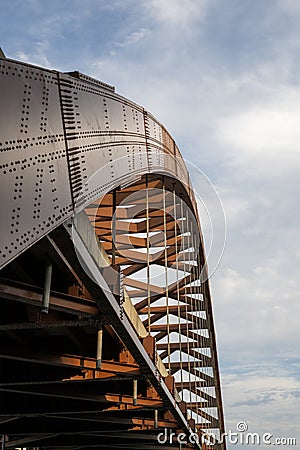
0 281 98 316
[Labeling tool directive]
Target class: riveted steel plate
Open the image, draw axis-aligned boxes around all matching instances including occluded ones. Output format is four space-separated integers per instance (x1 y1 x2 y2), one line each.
0 58 193 269
0 59 72 266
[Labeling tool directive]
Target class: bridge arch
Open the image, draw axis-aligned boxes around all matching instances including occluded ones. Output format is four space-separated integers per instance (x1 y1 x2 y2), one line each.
0 55 225 450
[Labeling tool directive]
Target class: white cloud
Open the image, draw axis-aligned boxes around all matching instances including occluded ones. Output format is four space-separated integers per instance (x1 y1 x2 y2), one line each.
143 0 210 26
222 369 300 448
116 28 150 48
217 97 300 176
212 253 300 357
216 188 250 228
277 0 300 14
17 41 50 68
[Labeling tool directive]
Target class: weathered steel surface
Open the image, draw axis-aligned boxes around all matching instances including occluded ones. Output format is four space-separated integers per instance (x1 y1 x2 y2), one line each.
0 56 193 269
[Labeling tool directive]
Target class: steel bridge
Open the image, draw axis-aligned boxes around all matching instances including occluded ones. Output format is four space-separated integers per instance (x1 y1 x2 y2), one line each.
0 52 226 450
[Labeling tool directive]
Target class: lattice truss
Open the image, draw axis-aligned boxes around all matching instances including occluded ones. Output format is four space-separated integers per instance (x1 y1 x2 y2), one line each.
86 174 224 442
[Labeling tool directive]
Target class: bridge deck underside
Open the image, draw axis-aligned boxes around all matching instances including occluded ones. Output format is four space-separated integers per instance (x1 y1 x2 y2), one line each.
0 234 191 450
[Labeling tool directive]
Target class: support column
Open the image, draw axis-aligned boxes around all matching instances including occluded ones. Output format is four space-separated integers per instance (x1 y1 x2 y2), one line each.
96 328 103 369
154 409 158 429
133 379 138 406
146 175 151 333
41 259 52 313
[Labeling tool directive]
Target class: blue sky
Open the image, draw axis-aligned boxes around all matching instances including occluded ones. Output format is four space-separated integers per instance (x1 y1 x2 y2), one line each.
1 0 299 447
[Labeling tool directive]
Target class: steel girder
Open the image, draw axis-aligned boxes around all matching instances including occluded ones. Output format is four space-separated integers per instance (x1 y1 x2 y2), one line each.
0 54 225 449
0 57 193 269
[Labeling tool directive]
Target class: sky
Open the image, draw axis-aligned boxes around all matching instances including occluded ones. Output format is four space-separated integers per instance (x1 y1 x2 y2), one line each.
0 0 299 447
